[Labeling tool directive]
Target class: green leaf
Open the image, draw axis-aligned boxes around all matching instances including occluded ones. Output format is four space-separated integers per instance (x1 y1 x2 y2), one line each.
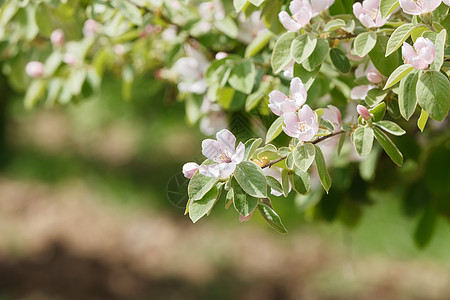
281 169 290 197
414 205 437 249
245 29 274 58
291 166 310 195
111 0 143 26
314 145 332 193
266 116 284 144
188 161 219 201
266 176 283 194
189 184 220 223
286 152 295 169
380 0 399 19
245 79 271 111
231 178 258 217
324 19 346 32
384 64 414 90
303 38 329 71
294 63 321 90
369 102 386 122
369 35 401 77
354 32 377 57
293 143 316 172
234 161 268 198
228 61 256 94
398 70 419 120
233 0 248 12
291 34 317 64
249 0 265 6
353 127 374 156
257 203 288 234
271 31 296 74
24 79 46 109
386 24 426 56
416 71 450 121
417 109 428 132
375 121 406 136
365 88 388 107
373 126 403 166
215 16 239 39
244 138 263 160
330 48 351 73
431 29 447 72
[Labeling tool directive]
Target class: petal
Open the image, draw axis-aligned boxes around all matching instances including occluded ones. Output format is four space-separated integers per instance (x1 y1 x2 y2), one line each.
402 42 417 61
282 125 299 138
231 142 245 163
269 90 287 104
216 129 236 156
284 112 300 129
202 139 221 161
423 0 442 12
410 57 428 70
353 3 363 17
289 0 303 14
418 46 436 65
322 105 341 129
290 77 307 107
182 162 199 179
294 8 312 27
279 99 299 114
219 162 236 178
399 0 422 15
351 85 373 100
268 103 283 116
297 104 315 121
279 11 302 32
199 164 220 178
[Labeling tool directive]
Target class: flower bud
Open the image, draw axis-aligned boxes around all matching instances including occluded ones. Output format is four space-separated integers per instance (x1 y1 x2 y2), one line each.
357 105 371 120
83 19 99 37
50 29 65 47
25 61 45 78
113 44 126 56
366 69 383 84
215 52 228 60
63 53 78 66
182 162 199 179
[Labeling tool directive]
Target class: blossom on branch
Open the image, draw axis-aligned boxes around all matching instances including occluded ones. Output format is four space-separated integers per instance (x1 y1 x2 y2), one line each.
399 0 442 15
282 105 319 141
402 37 436 70
353 0 389 28
199 129 245 179
268 77 307 116
25 61 44 78
279 0 335 32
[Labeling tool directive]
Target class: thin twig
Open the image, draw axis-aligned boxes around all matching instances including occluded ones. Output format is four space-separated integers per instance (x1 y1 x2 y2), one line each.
261 130 345 169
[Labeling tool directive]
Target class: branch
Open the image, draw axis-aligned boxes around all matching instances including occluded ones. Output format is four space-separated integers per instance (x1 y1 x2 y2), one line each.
261 130 345 169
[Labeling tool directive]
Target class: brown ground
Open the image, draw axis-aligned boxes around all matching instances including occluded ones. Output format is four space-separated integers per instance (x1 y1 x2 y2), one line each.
0 177 449 300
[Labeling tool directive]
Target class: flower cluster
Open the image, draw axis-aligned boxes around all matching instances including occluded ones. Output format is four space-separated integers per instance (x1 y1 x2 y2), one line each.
279 0 335 32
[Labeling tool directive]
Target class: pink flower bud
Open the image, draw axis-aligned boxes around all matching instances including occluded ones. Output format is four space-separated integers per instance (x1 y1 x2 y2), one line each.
50 29 65 47
215 52 228 60
182 162 199 179
63 53 78 66
357 105 371 120
367 69 383 84
25 61 45 78
402 37 436 70
83 19 99 37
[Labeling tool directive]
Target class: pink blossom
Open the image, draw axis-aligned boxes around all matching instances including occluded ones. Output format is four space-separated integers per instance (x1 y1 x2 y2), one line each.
25 61 44 78
357 105 371 120
63 53 78 66
174 45 209 94
399 0 442 15
215 52 228 60
237 11 266 44
282 105 319 141
182 162 199 179
50 29 64 47
279 0 314 32
322 105 342 131
355 62 383 84
239 210 254 222
353 0 389 28
268 77 307 116
351 85 375 100
310 0 335 16
83 19 99 37
199 129 245 178
113 44 126 56
402 37 436 70
264 166 291 197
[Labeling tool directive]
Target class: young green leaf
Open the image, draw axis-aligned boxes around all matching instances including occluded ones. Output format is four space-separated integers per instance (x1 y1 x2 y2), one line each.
330 48 351 73
417 109 428 132
324 19 346 32
266 176 283 194
416 71 450 121
294 63 321 90
373 126 403 166
228 60 256 94
398 70 419 120
293 143 316 172
380 0 399 19
384 64 414 90
291 34 317 64
233 0 248 12
189 184 220 223
231 178 258 217
353 127 375 156
188 161 220 201
271 31 296 74
431 29 447 71
369 35 401 76
302 38 329 71
375 121 406 136
281 169 290 197
286 152 295 169
266 116 284 144
257 203 288 234
314 145 332 193
365 88 388 107
291 166 310 195
244 138 263 160
369 102 386 122
234 161 268 198
245 29 274 58
354 32 377 57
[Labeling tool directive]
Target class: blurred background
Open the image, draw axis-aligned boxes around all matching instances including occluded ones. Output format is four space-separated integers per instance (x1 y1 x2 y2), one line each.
0 71 449 300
